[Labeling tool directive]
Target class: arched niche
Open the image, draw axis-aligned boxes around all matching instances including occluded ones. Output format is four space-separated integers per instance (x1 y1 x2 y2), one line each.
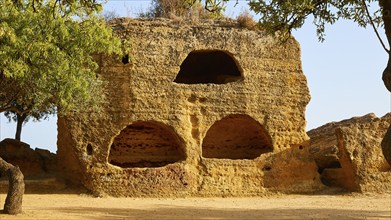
108 121 185 168
174 50 244 84
202 114 273 159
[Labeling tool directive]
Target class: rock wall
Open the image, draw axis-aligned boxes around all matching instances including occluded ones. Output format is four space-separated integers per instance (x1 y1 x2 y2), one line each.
57 18 322 196
308 113 391 193
0 138 57 179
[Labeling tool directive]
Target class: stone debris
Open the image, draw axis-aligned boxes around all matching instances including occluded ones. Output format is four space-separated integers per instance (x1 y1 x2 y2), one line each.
308 113 391 193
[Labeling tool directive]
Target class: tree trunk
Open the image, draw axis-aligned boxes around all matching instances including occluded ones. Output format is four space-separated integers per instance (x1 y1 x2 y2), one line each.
14 114 26 141
380 0 391 91
0 157 24 215
382 126 391 166
380 0 391 166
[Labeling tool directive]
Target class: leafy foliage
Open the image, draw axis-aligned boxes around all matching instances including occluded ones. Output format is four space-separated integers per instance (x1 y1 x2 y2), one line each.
17 0 105 15
0 0 122 136
245 0 391 93
248 0 383 42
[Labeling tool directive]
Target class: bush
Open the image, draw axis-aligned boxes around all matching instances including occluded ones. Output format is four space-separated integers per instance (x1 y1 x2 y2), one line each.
237 11 257 30
138 0 224 20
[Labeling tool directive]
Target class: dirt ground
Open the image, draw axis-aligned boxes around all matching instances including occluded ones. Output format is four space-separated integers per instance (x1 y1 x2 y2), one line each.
0 193 390 220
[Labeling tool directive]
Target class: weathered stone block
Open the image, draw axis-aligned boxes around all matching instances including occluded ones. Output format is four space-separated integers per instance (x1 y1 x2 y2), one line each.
308 113 391 192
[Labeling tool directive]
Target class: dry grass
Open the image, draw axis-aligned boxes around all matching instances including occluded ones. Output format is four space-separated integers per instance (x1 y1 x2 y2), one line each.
237 11 258 30
139 0 222 23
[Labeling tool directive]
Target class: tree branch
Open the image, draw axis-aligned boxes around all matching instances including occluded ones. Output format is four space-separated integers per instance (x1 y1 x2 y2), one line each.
362 0 390 53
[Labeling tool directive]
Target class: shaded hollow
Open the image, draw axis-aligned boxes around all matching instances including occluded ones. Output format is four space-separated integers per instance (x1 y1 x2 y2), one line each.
174 50 243 84
108 121 185 168
202 114 273 159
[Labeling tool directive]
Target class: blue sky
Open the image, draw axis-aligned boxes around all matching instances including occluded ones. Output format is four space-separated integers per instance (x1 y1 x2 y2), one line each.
1 0 389 152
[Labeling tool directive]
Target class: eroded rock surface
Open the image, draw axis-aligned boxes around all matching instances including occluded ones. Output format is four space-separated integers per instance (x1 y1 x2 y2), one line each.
57 18 322 196
308 113 391 192
0 138 57 179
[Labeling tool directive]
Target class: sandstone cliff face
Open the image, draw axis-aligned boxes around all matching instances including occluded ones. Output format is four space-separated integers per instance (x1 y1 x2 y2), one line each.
308 113 391 193
57 18 321 196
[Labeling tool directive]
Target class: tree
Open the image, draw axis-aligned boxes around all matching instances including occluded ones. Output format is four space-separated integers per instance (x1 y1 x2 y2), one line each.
1 74 52 140
0 0 122 140
0 0 122 214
